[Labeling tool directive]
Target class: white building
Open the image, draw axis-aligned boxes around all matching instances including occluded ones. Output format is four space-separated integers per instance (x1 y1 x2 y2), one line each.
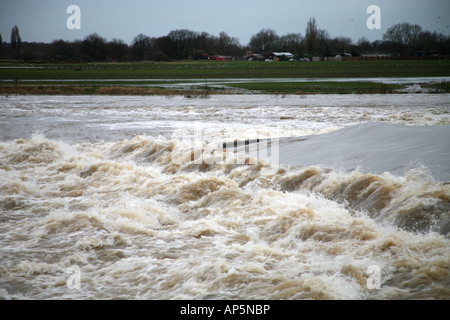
271 52 294 60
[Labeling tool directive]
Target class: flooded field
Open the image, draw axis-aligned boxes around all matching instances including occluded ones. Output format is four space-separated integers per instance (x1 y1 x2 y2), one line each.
0 93 449 299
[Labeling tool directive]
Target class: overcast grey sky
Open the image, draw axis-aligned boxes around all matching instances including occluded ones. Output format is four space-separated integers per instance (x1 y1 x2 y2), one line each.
0 0 449 45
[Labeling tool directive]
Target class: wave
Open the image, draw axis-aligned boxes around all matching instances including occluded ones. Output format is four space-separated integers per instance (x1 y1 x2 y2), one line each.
1 132 448 235
97 124 450 236
277 123 450 181
0 130 449 299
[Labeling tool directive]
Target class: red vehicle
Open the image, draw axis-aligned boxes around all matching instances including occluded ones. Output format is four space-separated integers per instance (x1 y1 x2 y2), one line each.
209 55 226 61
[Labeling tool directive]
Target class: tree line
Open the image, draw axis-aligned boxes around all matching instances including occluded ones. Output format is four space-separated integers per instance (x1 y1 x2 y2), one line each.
1 19 449 62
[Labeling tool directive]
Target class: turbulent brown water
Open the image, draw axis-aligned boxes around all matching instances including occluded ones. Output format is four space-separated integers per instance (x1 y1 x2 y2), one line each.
0 94 449 300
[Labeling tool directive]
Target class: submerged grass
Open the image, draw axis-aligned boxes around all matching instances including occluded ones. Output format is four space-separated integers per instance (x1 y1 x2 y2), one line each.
421 81 450 92
226 81 405 94
1 81 449 95
0 84 213 96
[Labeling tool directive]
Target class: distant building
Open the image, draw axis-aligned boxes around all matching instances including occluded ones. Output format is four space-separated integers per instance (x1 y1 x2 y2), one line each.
247 52 265 61
334 52 352 58
313 53 352 61
271 52 294 61
361 53 391 60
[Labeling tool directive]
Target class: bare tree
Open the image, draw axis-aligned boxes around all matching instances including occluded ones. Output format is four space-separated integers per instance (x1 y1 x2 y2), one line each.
132 34 151 60
305 17 318 54
10 25 22 57
50 39 74 61
153 36 176 59
416 30 450 55
316 29 331 55
249 29 279 53
330 36 352 53
356 37 372 54
383 22 422 54
279 33 303 53
107 38 130 61
168 29 199 53
216 31 241 55
196 32 214 54
81 33 107 61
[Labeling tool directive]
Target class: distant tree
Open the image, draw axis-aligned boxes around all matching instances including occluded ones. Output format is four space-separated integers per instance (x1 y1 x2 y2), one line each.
6 22 449 63
107 38 130 61
305 17 318 54
249 29 279 53
72 39 83 61
316 29 331 55
278 33 303 53
324 46 332 58
169 29 198 44
168 29 199 57
81 33 107 61
50 39 74 61
22 42 48 61
370 39 391 55
153 35 176 59
211 31 243 56
216 31 241 55
132 34 151 60
10 25 22 57
416 31 435 52
416 31 449 55
330 36 352 54
196 32 214 54
383 22 422 55
151 50 170 61
356 37 372 54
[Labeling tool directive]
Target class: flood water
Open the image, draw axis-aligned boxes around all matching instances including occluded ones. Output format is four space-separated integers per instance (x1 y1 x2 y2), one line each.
0 93 449 299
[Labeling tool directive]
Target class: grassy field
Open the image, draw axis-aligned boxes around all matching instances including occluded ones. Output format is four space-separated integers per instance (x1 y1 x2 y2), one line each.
1 60 450 79
226 81 406 94
1 60 449 94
